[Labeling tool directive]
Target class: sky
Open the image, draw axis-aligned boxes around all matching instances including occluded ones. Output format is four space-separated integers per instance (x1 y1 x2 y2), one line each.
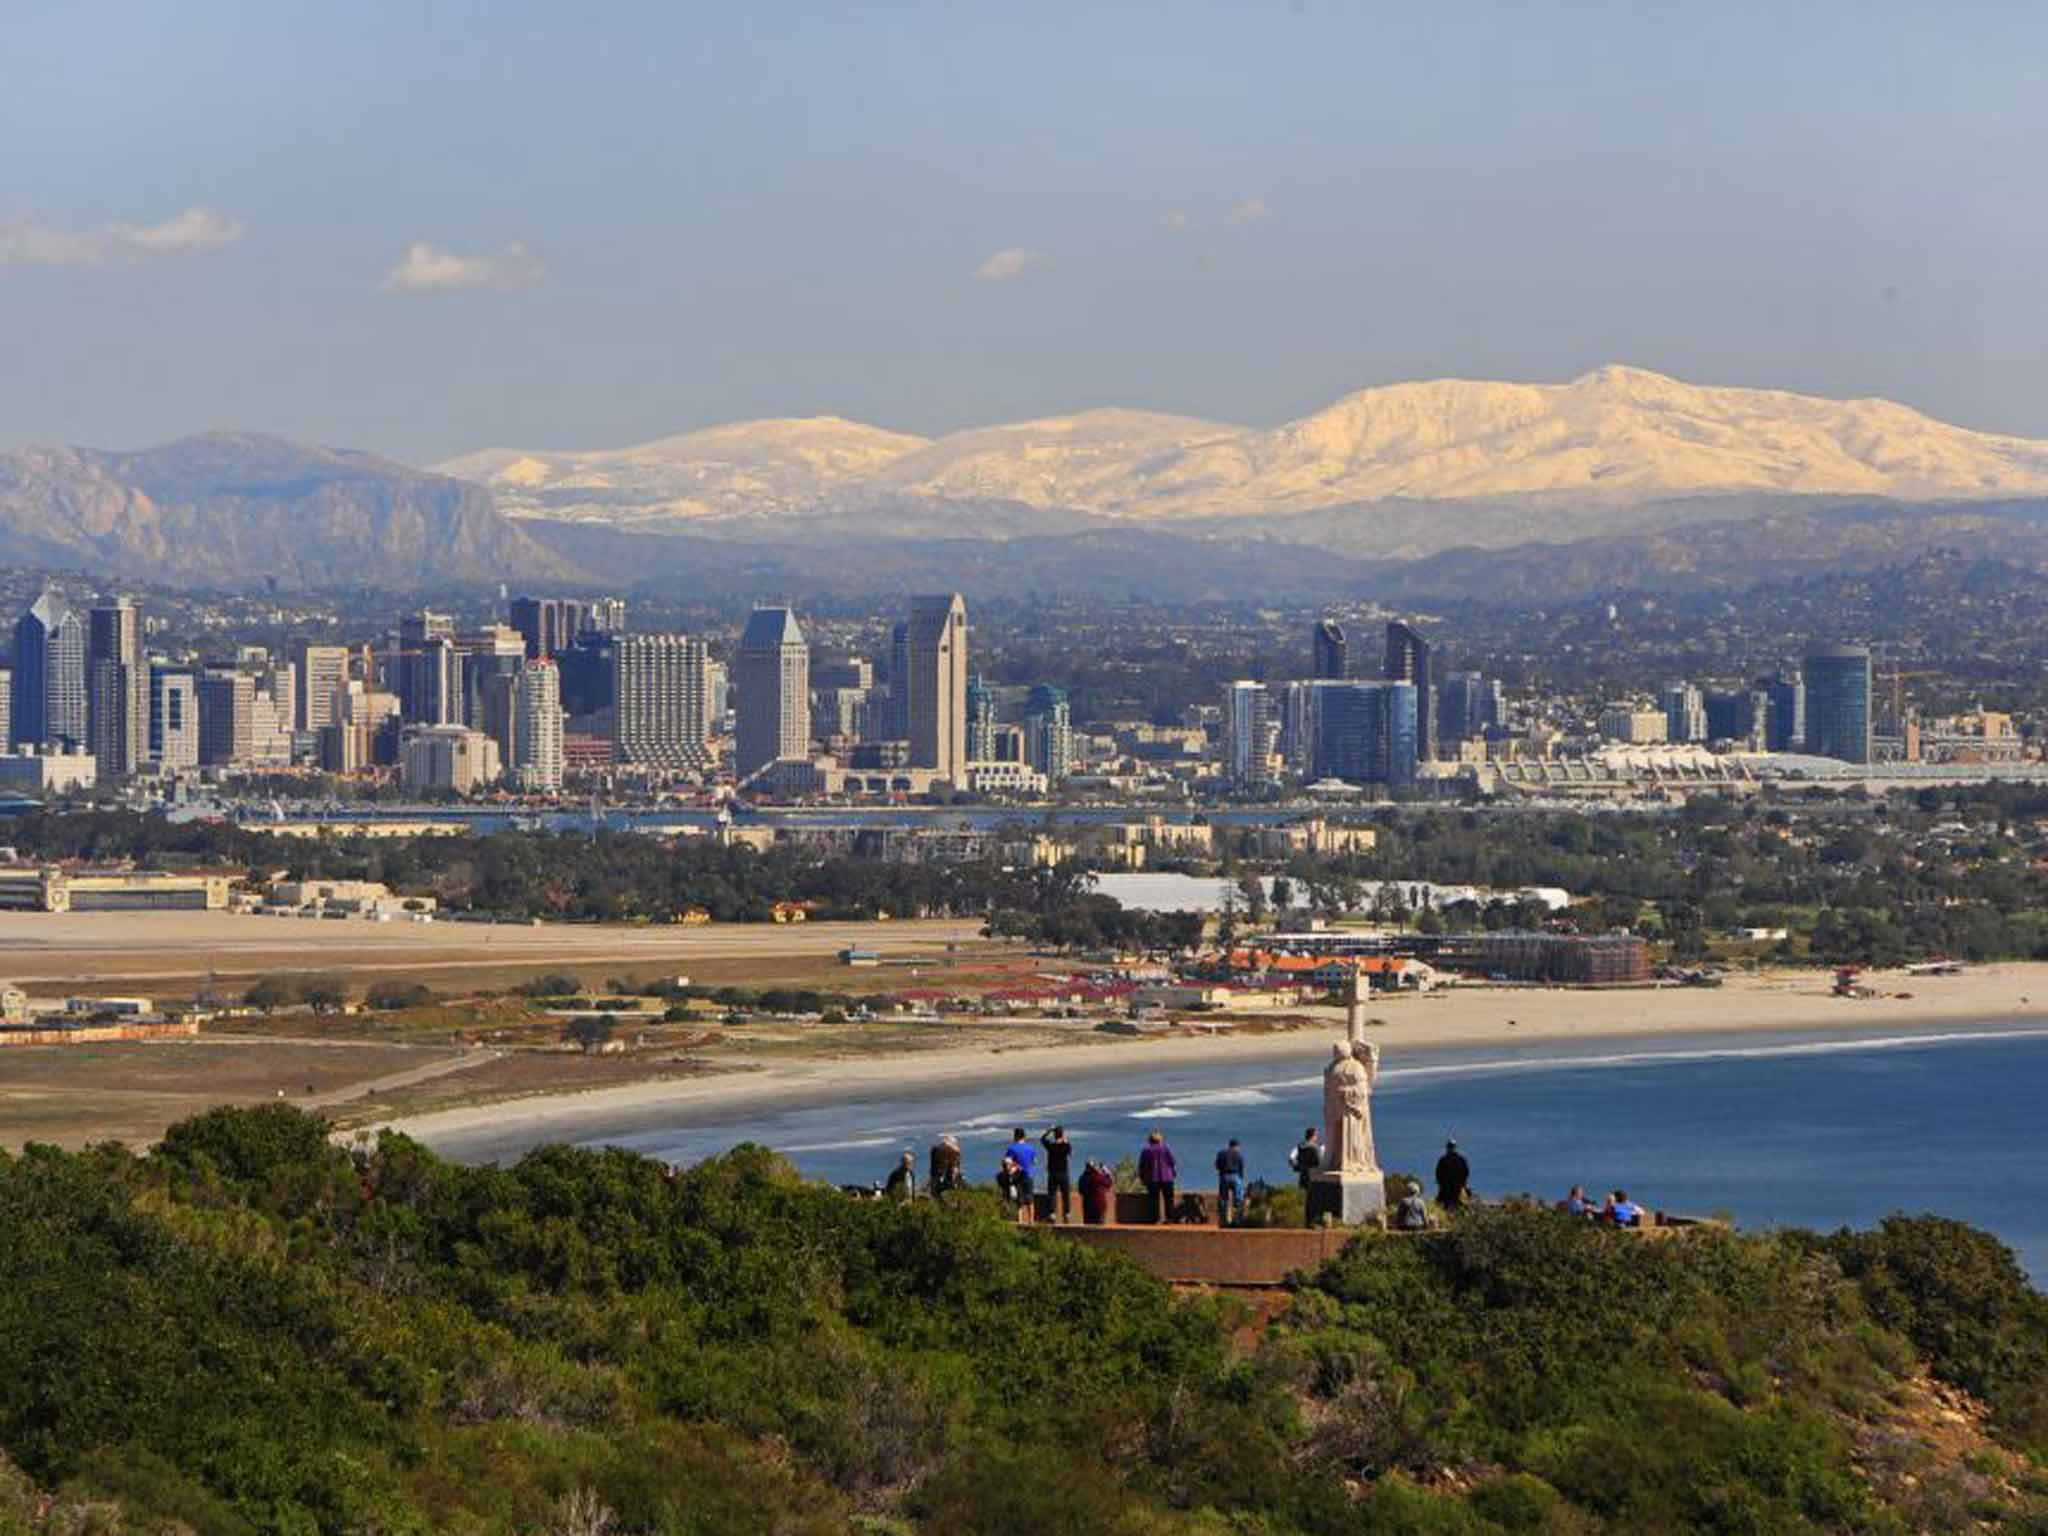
5 1 2048 465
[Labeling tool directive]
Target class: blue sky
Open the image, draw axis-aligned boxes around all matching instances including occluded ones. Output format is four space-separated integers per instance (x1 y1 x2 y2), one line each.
4 1 2046 462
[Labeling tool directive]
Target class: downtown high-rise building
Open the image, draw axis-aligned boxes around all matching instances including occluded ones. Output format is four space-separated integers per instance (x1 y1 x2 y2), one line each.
1762 672 1806 752
904 593 969 779
735 607 810 780
1383 620 1433 760
1311 681 1420 787
12 592 87 750
611 634 717 771
1022 683 1072 784
149 667 200 770
87 598 145 778
512 660 565 791
1438 671 1505 745
197 669 257 766
1805 645 1873 764
966 673 997 764
1659 681 1707 745
1222 680 1278 789
292 642 350 733
1312 619 1348 681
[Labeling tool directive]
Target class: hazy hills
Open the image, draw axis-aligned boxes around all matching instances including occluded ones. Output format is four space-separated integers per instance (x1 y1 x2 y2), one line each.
441 366 2048 539
0 433 572 589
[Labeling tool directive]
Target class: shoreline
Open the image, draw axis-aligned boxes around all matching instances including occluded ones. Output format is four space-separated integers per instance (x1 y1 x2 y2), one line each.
376 962 2048 1161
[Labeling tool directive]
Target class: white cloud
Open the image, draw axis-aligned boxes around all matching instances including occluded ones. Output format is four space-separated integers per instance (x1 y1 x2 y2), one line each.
0 205 245 268
1227 197 1269 224
381 240 545 294
974 247 1046 281
1161 209 1191 232
109 206 245 253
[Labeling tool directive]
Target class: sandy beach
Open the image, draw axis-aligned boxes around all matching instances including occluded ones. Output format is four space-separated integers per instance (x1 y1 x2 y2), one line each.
379 961 2048 1159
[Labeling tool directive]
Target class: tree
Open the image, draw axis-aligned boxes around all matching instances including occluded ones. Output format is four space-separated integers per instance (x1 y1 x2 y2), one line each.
365 981 433 1011
242 975 295 1012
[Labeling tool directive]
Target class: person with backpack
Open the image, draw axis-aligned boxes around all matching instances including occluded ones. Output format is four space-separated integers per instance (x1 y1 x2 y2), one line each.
1003 1126 1038 1211
1288 1126 1323 1190
1214 1138 1247 1226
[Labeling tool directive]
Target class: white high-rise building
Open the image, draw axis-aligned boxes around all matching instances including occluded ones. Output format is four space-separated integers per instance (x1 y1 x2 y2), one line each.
1223 680 1277 788
293 643 350 732
611 634 716 771
513 660 565 791
149 669 200 770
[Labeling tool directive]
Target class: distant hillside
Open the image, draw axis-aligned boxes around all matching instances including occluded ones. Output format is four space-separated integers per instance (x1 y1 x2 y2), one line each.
443 367 2048 552
0 432 576 590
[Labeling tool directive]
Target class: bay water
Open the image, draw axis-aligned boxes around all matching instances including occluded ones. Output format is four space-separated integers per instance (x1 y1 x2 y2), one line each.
570 1022 2048 1279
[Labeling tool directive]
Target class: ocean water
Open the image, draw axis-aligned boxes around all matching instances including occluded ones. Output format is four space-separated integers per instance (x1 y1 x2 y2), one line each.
565 1024 2048 1280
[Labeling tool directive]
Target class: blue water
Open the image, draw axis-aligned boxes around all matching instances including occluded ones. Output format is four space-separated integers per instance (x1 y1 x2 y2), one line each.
556 1024 2048 1280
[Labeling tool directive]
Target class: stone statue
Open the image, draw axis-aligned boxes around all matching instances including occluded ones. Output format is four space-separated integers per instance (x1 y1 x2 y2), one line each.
1323 1038 1381 1174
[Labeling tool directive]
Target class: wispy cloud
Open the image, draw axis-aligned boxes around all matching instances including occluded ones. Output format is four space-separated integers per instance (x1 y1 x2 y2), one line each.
974 247 1046 281
381 240 545 294
0 205 246 268
1161 209 1191 233
1227 197 1269 225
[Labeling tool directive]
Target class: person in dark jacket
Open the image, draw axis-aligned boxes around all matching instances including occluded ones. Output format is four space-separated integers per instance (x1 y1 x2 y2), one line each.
884 1151 917 1201
1214 1138 1247 1226
1078 1159 1116 1225
1289 1126 1323 1190
1040 1124 1075 1222
928 1135 963 1195
995 1153 1026 1212
1137 1129 1179 1223
1434 1139 1471 1208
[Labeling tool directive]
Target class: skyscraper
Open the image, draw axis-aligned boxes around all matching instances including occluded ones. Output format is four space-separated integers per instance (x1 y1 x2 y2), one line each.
884 620 911 741
87 598 145 777
13 593 88 751
1659 681 1707 744
1438 671 1504 745
1312 619 1348 681
1311 681 1419 787
1805 645 1873 764
1383 621 1433 759
611 634 716 770
1223 681 1277 789
293 642 350 733
734 607 810 779
1022 683 1072 784
149 667 200 769
512 661 565 791
1762 672 1806 752
966 672 996 764
905 593 969 779
197 669 256 765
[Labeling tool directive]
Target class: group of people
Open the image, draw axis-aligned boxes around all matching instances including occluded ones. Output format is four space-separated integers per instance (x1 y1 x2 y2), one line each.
880 1123 1481 1229
1561 1185 1649 1226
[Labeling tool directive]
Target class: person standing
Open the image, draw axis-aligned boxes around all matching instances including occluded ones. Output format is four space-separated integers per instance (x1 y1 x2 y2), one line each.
1214 1138 1247 1226
928 1135 963 1196
1137 1129 1179 1224
1040 1124 1075 1223
1434 1139 1471 1209
1004 1126 1038 1212
1393 1179 1431 1231
1078 1158 1116 1225
1289 1126 1323 1190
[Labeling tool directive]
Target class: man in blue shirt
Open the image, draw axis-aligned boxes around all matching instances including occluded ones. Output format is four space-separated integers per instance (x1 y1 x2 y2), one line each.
1608 1189 1644 1227
1004 1126 1038 1210
1213 1139 1247 1226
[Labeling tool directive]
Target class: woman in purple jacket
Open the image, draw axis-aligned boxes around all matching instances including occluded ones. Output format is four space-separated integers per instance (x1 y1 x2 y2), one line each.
1137 1129 1178 1224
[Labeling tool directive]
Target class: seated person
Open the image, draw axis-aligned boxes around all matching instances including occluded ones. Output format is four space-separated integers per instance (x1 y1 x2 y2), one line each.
1561 1184 1592 1218
1607 1188 1644 1227
1392 1179 1432 1231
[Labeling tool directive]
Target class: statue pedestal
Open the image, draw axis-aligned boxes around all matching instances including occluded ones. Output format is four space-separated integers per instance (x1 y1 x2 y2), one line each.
1307 1170 1385 1227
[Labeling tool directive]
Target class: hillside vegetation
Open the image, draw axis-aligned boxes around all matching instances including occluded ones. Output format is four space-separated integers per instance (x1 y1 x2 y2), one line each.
2 1107 2046 1533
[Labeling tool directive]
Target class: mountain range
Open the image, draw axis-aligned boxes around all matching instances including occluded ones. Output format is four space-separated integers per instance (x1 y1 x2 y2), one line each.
438 366 2048 542
3 367 2048 596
